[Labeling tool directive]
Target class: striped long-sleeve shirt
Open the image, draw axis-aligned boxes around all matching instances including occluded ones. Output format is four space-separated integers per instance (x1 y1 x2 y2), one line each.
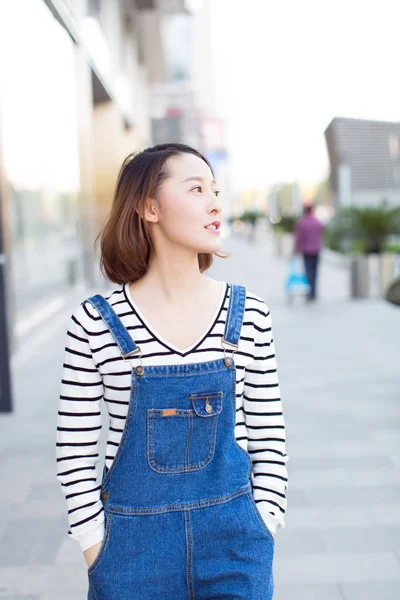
56 281 289 552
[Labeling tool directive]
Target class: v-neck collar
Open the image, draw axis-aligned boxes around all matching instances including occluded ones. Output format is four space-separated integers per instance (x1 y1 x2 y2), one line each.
123 280 228 356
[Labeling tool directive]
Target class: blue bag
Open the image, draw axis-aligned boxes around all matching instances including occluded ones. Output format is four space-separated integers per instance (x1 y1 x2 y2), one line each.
285 256 310 295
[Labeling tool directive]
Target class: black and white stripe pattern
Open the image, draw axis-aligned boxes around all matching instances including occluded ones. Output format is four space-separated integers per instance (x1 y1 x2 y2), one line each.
56 282 289 552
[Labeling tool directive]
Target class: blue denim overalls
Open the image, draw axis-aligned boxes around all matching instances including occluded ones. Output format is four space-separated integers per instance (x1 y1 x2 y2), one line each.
85 283 274 599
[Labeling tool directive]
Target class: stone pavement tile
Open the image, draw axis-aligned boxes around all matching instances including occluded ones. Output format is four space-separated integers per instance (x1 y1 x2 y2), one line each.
274 551 399 584
358 414 400 426
372 432 400 449
0 417 17 456
54 538 84 567
294 456 393 469
304 485 400 506
285 505 376 529
14 482 68 519
341 582 400 600
289 467 400 488
321 526 399 553
1 441 52 458
287 428 372 444
292 440 392 458
277 525 399 555
279 488 309 507
274 528 326 555
275 583 344 600
0 517 65 567
1 456 52 483
371 506 400 526
0 597 40 599
0 476 31 508
0 565 87 598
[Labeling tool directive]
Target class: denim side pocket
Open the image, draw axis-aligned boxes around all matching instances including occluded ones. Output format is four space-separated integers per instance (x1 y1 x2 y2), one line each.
246 492 275 544
87 510 113 576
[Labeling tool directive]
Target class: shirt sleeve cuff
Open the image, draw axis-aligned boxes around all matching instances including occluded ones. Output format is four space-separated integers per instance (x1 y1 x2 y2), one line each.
76 522 105 553
257 507 284 537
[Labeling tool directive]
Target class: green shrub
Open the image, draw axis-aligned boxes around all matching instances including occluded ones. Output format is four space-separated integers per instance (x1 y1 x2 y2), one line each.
270 214 299 234
383 241 400 253
325 200 400 254
239 210 262 224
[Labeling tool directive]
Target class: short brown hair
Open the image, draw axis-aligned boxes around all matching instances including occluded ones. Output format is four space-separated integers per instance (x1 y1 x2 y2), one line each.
95 143 230 284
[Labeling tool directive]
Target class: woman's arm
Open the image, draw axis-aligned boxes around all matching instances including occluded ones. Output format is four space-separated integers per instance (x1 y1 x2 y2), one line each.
243 301 289 536
56 303 106 555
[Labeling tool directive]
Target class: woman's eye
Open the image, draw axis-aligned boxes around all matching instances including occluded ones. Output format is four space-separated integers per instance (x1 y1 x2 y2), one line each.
191 186 220 196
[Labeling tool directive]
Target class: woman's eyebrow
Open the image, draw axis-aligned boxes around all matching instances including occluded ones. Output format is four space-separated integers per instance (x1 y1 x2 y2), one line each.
181 176 217 185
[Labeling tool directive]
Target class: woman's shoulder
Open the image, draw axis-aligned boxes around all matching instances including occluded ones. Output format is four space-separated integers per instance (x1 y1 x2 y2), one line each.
224 282 271 327
69 283 126 327
239 285 270 317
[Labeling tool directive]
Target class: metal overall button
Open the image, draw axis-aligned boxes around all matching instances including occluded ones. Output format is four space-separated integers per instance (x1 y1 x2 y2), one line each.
190 392 223 417
221 337 238 367
121 346 144 375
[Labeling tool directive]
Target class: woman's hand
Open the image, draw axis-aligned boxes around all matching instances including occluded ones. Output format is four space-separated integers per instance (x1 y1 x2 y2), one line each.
84 540 103 569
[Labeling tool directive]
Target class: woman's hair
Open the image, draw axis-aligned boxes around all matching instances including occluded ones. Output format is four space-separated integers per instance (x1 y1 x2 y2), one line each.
94 143 230 284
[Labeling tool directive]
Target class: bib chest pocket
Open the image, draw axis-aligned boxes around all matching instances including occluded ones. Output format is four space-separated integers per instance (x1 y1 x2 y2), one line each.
147 391 223 473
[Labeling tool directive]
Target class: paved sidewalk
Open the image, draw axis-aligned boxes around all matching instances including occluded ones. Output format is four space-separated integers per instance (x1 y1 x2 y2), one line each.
0 229 399 599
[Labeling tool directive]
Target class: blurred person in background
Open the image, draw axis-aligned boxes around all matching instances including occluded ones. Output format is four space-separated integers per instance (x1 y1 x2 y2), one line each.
293 203 324 302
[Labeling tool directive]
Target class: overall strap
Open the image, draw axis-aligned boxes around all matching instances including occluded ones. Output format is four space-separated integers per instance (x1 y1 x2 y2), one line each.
83 294 140 361
222 283 246 350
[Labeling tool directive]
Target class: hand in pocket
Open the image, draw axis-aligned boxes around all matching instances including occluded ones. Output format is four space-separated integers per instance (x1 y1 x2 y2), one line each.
84 540 103 569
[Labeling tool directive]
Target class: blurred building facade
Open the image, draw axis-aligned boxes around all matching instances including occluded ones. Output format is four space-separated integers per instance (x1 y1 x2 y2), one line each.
267 182 302 219
0 0 177 352
150 0 233 219
325 116 400 210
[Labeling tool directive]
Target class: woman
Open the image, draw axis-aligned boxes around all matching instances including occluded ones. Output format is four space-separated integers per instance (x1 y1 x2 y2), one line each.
56 143 289 599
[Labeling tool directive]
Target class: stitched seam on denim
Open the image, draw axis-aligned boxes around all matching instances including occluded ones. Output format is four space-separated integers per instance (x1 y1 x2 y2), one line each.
148 420 217 472
86 297 136 356
225 283 236 344
100 370 136 490
230 361 252 471
191 400 222 417
103 482 252 514
149 409 194 416
139 364 227 377
190 392 223 417
147 408 219 473
231 286 246 345
88 581 97 600
184 510 194 600
87 511 113 576
225 285 246 347
246 491 275 544
232 284 243 344
185 412 192 469
189 391 223 399
223 283 234 343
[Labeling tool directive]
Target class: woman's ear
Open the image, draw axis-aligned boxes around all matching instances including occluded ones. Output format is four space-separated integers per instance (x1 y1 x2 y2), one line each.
143 200 159 224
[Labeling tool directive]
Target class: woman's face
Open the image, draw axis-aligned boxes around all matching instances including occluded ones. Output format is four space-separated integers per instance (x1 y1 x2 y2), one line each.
148 152 223 253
